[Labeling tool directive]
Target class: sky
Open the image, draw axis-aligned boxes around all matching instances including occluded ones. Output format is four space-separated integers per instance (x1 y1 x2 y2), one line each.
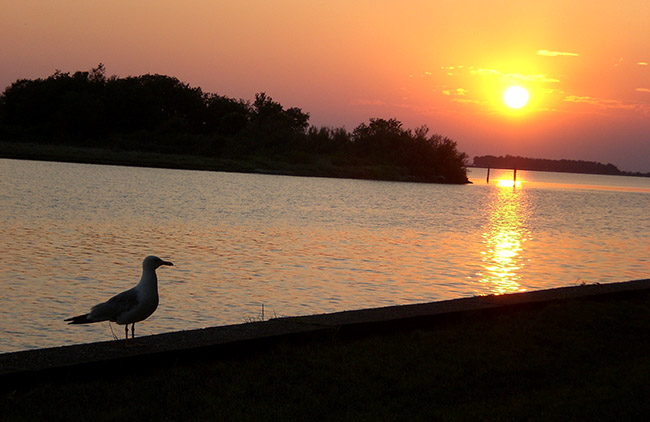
2 0 649 171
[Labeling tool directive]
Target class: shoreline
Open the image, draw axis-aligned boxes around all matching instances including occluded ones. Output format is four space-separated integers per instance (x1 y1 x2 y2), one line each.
0 141 467 184
2 142 647 182
3 278 649 383
4 278 650 420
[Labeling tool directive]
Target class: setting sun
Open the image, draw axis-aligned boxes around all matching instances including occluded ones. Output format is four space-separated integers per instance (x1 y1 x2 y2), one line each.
1 1 649 172
503 86 529 109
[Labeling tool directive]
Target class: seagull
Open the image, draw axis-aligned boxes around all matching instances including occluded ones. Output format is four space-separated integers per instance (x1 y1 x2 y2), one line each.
65 255 173 344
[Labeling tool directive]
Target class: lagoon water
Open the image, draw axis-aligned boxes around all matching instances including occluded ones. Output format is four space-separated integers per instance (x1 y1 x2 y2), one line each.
1 158 649 353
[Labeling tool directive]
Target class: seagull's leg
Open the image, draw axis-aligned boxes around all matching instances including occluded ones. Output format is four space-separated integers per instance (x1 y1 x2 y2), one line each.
124 324 142 347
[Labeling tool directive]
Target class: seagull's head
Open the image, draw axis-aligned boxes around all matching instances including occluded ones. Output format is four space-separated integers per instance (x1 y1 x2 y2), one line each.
143 255 174 270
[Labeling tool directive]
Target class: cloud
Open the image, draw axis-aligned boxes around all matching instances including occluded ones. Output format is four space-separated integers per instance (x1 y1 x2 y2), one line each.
636 88 650 93
537 50 579 57
440 88 468 97
470 68 560 83
563 95 650 115
471 68 500 77
564 95 623 107
515 73 561 83
638 62 648 66
452 98 484 105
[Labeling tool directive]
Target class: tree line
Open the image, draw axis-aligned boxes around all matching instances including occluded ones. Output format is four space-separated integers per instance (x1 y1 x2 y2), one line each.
0 64 469 183
473 155 623 176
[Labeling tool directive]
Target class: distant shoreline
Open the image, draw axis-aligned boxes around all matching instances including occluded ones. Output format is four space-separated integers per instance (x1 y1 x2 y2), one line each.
467 165 650 179
472 155 650 178
2 142 645 183
0 141 467 184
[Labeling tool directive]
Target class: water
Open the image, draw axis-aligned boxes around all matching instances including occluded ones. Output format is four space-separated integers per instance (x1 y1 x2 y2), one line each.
0 159 648 353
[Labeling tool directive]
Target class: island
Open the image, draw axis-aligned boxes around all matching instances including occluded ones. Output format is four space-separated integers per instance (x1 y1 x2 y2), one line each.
0 65 470 184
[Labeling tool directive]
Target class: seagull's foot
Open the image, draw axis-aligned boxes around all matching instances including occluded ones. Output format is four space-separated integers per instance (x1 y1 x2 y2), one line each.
124 339 146 348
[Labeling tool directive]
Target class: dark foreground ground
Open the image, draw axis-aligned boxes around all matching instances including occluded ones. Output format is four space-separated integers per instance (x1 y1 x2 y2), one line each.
3 282 650 421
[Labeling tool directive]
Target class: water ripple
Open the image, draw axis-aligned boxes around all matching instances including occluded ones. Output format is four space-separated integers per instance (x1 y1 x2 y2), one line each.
0 160 649 352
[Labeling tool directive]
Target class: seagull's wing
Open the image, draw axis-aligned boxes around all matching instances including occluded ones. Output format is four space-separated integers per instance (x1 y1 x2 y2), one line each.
88 287 140 322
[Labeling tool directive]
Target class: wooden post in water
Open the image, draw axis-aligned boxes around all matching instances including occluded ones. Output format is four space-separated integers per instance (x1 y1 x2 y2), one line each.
513 168 518 190
486 167 490 183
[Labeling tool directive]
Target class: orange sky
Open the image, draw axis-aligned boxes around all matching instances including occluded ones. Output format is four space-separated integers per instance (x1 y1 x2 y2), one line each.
2 0 649 171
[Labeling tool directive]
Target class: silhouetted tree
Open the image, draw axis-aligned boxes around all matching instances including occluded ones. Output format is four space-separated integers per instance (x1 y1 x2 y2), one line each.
203 94 249 135
0 66 471 183
104 74 204 135
0 67 108 142
350 118 468 182
352 118 408 163
306 126 351 154
247 92 310 152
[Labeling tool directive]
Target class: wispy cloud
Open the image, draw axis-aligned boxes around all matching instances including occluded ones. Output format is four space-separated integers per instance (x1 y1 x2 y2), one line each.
564 95 650 115
636 88 650 93
441 88 468 97
470 68 560 83
638 62 648 66
515 73 561 83
470 68 500 77
537 50 579 57
564 95 623 107
452 98 484 105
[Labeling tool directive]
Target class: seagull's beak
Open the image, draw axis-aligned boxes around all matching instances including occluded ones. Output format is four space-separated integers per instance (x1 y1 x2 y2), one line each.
162 260 174 267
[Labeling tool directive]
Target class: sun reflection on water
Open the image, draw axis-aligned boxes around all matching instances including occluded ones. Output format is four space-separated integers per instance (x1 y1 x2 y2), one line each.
497 179 521 188
478 182 530 294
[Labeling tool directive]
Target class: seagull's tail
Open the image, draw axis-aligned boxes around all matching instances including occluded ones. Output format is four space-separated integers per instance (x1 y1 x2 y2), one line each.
64 314 93 324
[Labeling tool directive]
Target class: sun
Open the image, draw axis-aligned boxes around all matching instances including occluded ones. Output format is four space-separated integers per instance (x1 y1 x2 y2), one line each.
503 86 529 109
